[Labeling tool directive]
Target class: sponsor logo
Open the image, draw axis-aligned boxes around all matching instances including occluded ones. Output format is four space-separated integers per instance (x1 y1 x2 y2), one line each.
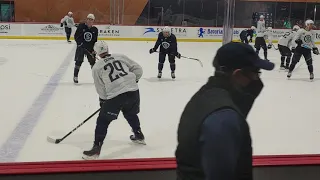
39 25 64 35
99 26 120 37
315 33 320 39
198 27 240 38
143 27 187 36
0 24 10 33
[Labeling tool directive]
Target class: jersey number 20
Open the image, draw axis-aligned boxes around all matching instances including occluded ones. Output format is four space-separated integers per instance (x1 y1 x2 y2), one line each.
104 60 128 82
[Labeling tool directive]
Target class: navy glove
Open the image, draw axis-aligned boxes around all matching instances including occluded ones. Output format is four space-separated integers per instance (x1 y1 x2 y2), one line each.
313 47 319 55
77 43 83 48
149 48 156 54
176 52 181 59
99 98 106 107
60 23 63 27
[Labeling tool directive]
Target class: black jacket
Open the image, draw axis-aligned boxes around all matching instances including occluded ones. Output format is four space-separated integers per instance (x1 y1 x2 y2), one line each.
240 29 254 40
153 32 178 55
175 74 253 180
74 23 98 51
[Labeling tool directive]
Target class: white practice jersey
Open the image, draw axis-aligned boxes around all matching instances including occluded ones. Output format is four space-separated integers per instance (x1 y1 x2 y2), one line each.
256 20 266 37
60 15 75 28
294 29 316 49
92 54 143 100
278 31 297 48
265 29 273 45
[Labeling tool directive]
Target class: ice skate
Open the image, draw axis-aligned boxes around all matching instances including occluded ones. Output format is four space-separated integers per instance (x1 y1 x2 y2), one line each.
285 65 290 72
68 40 72 43
280 65 285 70
73 76 79 84
310 73 314 81
171 72 176 79
82 143 102 160
157 72 162 79
287 71 292 79
130 130 146 145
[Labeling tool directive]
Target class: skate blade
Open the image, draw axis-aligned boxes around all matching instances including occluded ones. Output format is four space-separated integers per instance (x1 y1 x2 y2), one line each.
82 154 99 160
132 139 147 145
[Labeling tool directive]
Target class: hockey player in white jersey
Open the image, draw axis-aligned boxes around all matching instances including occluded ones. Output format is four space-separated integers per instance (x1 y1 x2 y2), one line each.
287 20 319 80
266 27 273 49
255 15 269 61
278 25 300 70
60 12 75 43
83 41 145 160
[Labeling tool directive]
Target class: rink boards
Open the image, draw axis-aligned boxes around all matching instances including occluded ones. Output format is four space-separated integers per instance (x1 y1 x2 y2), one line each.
1 23 320 43
0 39 320 172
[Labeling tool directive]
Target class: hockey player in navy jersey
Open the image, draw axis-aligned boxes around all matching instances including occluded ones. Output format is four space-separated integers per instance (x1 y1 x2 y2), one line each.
73 14 98 84
149 26 181 79
240 26 255 44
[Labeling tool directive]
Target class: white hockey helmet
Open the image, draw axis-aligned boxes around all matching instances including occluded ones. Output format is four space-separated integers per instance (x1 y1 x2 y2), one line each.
94 41 109 56
162 26 171 33
267 27 272 30
251 26 256 30
293 25 300 31
260 15 265 19
87 13 95 20
68 11 73 15
305 19 314 26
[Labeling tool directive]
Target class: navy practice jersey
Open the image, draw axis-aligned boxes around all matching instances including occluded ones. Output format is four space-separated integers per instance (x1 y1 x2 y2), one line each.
153 32 178 54
240 29 254 39
74 23 98 51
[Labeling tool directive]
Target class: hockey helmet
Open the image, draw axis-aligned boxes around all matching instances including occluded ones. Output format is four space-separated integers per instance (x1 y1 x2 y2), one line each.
260 15 265 19
305 19 314 26
68 11 73 15
251 26 256 30
267 27 272 30
87 14 95 20
94 41 109 56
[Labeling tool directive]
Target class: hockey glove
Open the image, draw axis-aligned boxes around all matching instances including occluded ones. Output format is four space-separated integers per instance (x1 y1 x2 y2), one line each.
249 39 252 43
149 48 156 54
267 44 272 49
99 98 106 107
313 47 319 55
60 23 63 27
295 39 303 47
176 52 181 59
77 43 83 48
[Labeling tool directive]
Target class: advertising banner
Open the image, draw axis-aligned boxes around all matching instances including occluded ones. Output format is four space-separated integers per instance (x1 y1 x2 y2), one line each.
0 23 22 36
141 26 188 38
23 24 70 36
96 25 132 38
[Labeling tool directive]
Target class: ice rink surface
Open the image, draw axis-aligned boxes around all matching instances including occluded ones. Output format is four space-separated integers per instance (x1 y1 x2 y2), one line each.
0 40 320 162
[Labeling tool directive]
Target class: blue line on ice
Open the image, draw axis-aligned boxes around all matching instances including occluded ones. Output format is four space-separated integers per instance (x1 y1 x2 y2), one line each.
0 45 76 162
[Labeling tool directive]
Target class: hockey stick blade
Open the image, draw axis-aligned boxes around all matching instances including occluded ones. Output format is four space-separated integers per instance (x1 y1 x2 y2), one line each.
47 136 63 144
181 55 203 67
47 108 101 144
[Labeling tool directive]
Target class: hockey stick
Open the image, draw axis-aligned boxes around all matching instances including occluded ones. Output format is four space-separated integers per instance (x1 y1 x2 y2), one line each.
272 44 279 50
154 51 203 67
47 108 101 144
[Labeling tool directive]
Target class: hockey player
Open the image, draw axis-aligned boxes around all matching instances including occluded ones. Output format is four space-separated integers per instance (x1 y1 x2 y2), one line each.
83 41 145 160
73 14 98 84
255 15 269 61
239 26 255 44
60 12 75 43
266 27 273 49
278 25 300 70
287 20 319 80
149 26 181 79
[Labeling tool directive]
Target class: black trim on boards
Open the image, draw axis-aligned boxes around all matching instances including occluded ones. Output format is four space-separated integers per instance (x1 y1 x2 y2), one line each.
1 166 320 180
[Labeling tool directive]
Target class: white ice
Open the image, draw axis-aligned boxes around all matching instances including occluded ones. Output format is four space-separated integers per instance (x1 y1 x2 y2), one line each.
0 40 320 162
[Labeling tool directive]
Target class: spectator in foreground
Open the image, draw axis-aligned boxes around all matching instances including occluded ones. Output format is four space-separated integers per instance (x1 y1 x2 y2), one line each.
175 42 275 180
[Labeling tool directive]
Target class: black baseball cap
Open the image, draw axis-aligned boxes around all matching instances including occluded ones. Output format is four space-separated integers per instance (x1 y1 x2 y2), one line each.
213 42 275 71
